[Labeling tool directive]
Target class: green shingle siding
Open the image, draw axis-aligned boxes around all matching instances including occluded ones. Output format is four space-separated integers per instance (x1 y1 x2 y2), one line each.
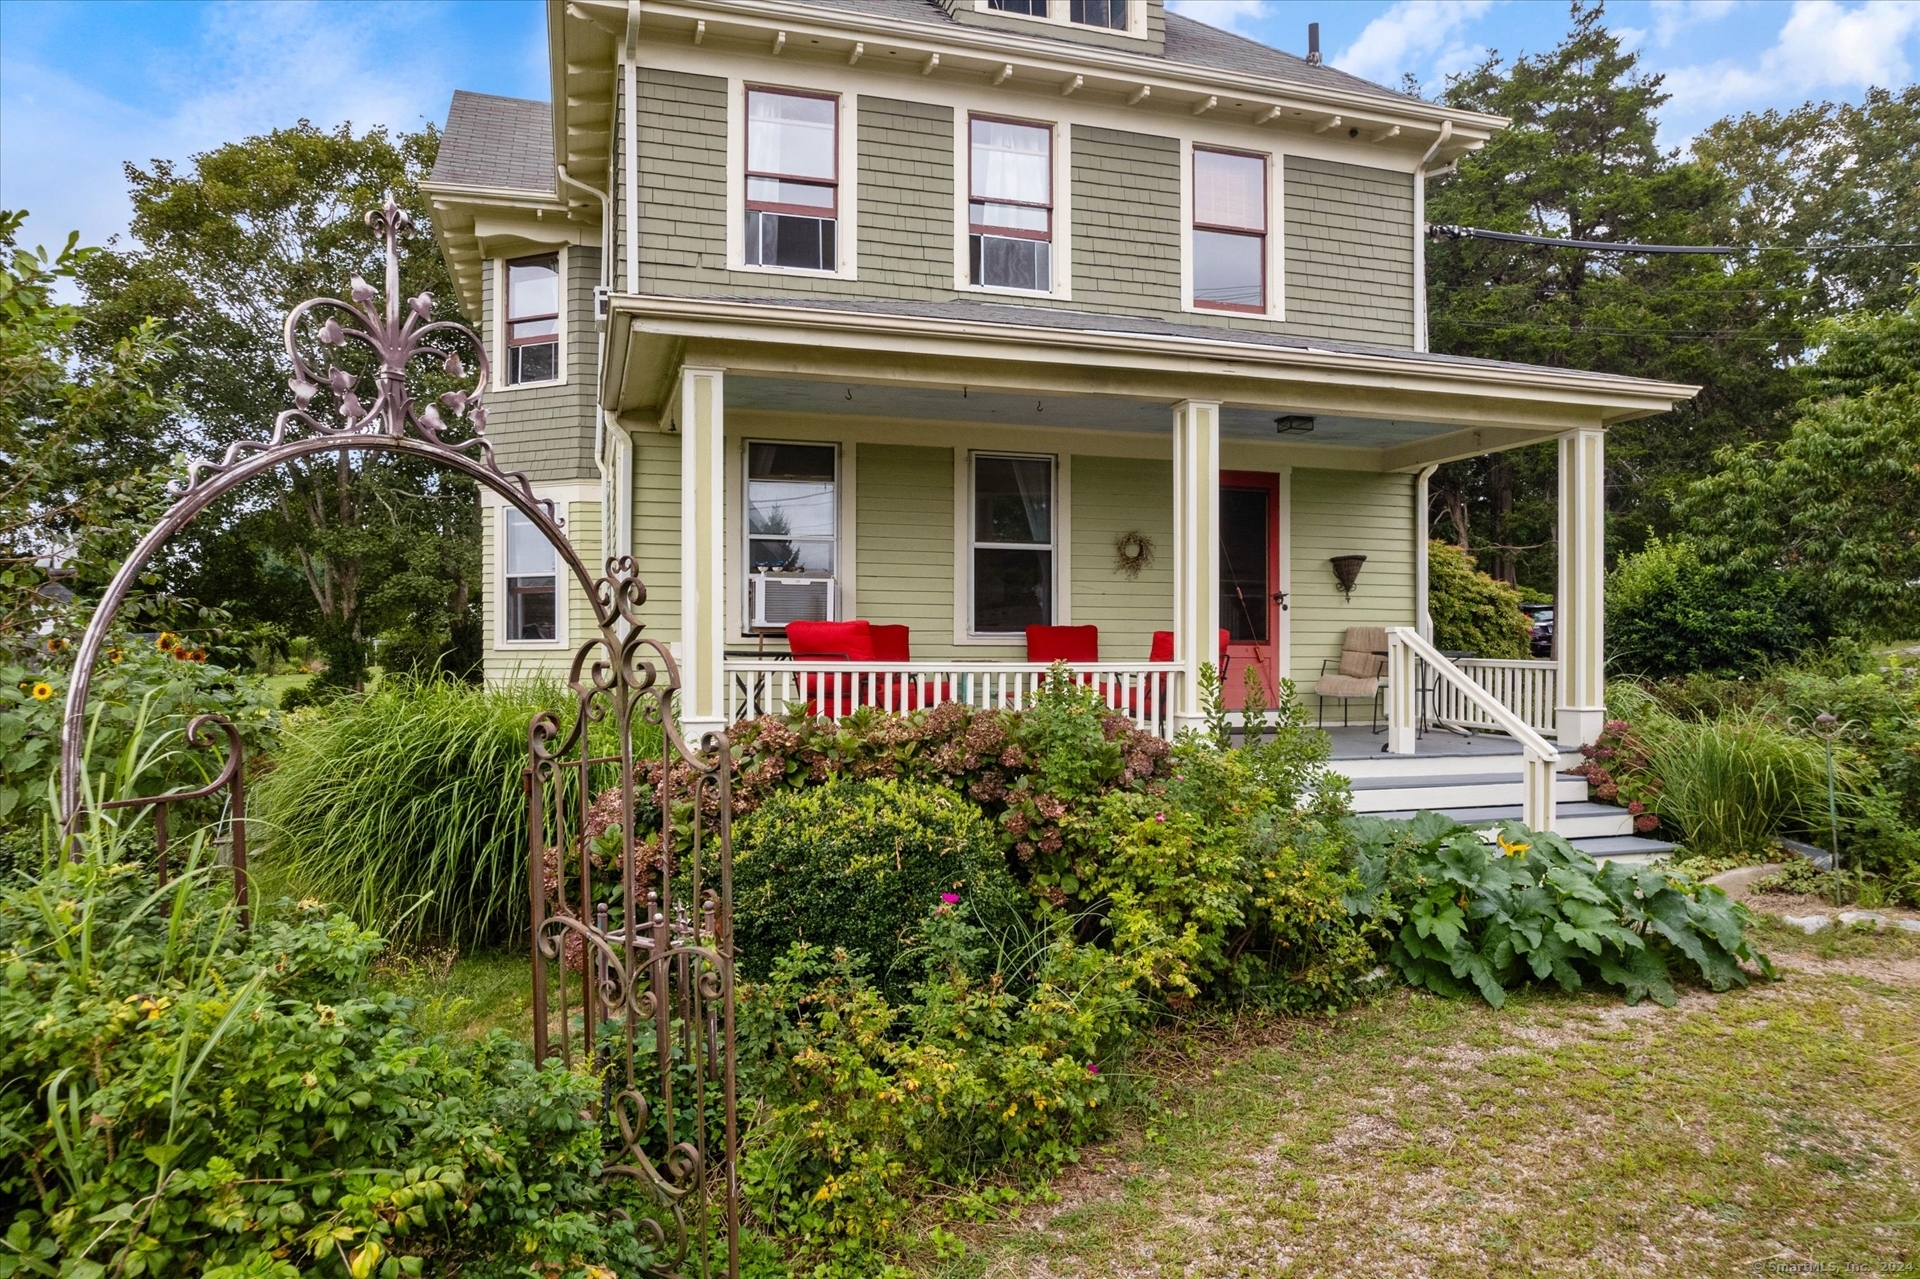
477 247 600 484
1283 157 1416 347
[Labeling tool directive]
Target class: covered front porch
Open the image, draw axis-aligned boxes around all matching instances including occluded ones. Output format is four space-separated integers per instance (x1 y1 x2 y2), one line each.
597 294 1682 801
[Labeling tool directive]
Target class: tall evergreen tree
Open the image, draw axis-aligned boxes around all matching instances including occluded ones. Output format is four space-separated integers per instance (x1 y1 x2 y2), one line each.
1422 2 1807 588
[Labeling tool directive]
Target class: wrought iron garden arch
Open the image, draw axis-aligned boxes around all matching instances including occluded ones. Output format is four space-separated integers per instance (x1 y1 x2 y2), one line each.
56 199 740 1277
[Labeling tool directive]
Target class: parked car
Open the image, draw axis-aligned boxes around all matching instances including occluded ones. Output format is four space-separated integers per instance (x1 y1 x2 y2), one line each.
1521 604 1555 658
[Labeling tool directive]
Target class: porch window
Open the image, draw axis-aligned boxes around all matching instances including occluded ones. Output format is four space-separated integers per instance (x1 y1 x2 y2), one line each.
503 508 557 641
505 254 560 384
1069 0 1128 28
745 88 838 272
1192 148 1267 312
969 117 1052 292
746 442 837 627
971 453 1054 634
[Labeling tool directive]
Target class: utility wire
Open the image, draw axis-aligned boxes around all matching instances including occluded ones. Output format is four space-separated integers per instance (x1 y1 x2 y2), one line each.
1428 223 1920 255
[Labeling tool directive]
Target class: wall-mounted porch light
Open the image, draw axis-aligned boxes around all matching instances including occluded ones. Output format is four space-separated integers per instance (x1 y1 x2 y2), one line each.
1329 554 1367 601
1274 415 1316 434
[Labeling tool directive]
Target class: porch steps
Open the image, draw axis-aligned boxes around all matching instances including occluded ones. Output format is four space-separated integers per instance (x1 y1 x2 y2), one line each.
1324 737 1676 864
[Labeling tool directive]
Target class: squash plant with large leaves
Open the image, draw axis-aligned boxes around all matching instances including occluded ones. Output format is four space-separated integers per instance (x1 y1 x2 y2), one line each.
1345 812 1772 1007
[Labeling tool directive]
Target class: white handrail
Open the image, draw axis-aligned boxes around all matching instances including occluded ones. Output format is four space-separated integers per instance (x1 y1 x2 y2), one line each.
722 659 1184 738
1386 627 1559 832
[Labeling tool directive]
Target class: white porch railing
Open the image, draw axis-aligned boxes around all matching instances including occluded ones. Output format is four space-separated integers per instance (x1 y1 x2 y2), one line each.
722 660 1185 738
1431 658 1560 736
1386 628 1560 832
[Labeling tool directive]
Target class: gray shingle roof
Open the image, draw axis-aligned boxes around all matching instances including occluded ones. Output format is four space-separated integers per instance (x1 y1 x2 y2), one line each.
680 293 1686 392
431 90 554 193
819 2 1420 103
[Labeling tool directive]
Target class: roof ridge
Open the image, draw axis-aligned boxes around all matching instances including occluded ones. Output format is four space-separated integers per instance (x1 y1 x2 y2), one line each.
449 88 551 109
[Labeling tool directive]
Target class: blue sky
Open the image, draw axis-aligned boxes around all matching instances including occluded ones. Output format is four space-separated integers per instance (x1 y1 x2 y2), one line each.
3 1 1917 259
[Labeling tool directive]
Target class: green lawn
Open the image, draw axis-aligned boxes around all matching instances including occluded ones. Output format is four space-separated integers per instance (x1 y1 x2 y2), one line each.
925 919 1920 1278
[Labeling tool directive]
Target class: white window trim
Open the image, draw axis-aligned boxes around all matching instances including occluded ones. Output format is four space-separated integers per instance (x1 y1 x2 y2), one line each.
953 113 1073 301
725 79 860 280
971 0 1149 40
958 449 1066 642
492 246 568 393
1178 139 1286 322
495 498 573 651
739 437 842 634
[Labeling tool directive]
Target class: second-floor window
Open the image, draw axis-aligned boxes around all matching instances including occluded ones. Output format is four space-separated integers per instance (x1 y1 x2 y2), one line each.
969 117 1052 292
506 254 559 384
745 88 838 272
986 0 1047 11
1193 148 1267 312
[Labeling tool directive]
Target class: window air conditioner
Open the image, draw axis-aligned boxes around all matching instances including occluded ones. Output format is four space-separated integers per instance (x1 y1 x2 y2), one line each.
750 574 836 630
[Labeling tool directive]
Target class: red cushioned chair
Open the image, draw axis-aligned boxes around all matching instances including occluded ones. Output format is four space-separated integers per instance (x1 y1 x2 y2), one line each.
785 620 874 717
1148 628 1232 673
869 624 911 661
1025 624 1100 663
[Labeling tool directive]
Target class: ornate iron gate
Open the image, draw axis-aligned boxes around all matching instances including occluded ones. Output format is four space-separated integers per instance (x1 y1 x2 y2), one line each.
56 199 739 1277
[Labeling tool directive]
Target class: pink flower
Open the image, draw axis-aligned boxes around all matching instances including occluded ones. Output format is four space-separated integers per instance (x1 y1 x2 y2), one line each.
940 892 960 904
1086 1062 1100 1075
1154 812 1165 824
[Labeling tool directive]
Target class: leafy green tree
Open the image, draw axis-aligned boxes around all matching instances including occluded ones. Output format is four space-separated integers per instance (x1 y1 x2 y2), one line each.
1683 288 1920 641
1425 541 1532 659
0 211 180 647
1606 538 1821 678
79 121 480 682
1423 3 1809 588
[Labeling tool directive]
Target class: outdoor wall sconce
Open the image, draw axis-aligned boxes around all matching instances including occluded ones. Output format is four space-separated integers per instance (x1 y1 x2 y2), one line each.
1274 414 1316 434
1329 554 1367 601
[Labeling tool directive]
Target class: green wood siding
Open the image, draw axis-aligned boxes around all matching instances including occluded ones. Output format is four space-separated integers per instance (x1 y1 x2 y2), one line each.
1287 468 1417 690
478 247 600 483
480 499 605 682
854 443 975 658
1069 455 1172 659
1284 156 1416 347
1069 126 1182 314
633 430 682 644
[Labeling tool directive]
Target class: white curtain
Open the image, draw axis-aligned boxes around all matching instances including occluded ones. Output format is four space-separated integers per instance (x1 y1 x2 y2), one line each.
1195 149 1265 231
748 91 835 179
971 119 1051 204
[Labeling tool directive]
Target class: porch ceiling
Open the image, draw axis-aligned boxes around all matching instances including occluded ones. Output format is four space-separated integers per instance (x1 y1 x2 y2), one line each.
726 375 1456 449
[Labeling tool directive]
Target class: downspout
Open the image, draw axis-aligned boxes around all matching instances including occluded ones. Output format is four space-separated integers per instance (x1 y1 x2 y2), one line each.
1412 121 1451 353
1415 463 1438 643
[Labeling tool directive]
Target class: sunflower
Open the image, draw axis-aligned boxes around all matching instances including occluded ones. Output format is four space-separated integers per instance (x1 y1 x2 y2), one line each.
155 631 177 650
44 637 67 653
107 648 124 663
30 682 54 701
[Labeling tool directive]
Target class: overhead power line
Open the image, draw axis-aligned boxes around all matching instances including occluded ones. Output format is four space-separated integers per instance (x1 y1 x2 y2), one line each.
1427 223 1920 255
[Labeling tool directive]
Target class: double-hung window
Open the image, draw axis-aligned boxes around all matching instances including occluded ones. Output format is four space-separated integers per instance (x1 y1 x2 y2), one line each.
971 453 1054 634
969 117 1052 292
505 254 560 384
1192 148 1268 312
746 443 837 628
745 88 838 272
503 508 558 641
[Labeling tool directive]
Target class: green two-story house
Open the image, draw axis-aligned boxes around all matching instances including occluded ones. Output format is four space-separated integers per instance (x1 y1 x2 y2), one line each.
421 0 1693 850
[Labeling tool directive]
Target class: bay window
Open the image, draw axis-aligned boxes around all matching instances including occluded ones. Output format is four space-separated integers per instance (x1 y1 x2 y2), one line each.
505 254 559 384
969 116 1053 292
745 88 838 272
1192 147 1268 312
971 453 1054 634
503 508 557 641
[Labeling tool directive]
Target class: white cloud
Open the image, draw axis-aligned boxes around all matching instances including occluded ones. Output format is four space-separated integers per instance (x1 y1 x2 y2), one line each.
1660 0 1920 115
1650 0 1739 47
1165 0 1273 39
1334 0 1493 89
0 1 457 258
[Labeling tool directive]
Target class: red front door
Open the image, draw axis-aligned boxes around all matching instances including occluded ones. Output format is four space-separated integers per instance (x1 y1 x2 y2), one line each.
1219 471 1281 712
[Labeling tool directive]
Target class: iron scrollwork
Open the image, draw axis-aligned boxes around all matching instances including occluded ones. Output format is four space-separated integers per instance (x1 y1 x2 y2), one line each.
55 199 739 1276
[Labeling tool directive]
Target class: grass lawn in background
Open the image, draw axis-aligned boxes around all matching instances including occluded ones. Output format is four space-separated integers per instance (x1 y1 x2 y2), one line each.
931 920 1919 1278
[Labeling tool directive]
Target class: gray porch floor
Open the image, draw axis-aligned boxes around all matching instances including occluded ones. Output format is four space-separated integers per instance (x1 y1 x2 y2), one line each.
1316 726 1528 761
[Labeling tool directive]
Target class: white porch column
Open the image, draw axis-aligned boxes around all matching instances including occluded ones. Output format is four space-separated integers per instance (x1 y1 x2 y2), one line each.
1556 426 1606 747
1171 399 1220 736
678 366 727 739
